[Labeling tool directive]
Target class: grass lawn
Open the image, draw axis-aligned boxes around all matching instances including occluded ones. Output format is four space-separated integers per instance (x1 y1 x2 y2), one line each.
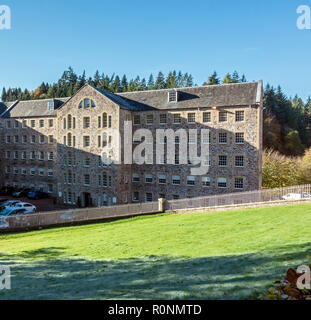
1 203 311 300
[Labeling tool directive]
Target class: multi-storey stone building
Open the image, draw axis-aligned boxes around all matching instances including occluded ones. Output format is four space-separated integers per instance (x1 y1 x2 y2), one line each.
0 81 263 207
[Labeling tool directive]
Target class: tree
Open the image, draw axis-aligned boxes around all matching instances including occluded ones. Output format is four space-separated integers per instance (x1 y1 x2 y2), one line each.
154 72 165 89
223 73 233 84
147 74 154 90
203 71 220 86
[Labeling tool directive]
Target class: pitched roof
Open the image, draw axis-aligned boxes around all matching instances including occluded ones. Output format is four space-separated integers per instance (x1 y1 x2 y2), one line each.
116 81 262 110
0 98 70 118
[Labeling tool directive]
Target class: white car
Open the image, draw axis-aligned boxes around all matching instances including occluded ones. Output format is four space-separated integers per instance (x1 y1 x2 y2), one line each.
11 202 36 214
0 200 21 209
282 193 311 200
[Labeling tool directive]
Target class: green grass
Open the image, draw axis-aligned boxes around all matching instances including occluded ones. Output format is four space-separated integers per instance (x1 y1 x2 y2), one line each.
1 203 311 300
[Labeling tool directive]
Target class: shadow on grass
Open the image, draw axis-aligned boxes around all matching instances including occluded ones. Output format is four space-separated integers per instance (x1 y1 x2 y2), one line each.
0 242 310 300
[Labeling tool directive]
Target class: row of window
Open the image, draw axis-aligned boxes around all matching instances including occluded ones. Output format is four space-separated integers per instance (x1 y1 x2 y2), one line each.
62 113 113 130
5 134 54 144
5 167 54 176
133 110 245 125
5 119 54 129
131 174 244 189
5 151 54 161
4 182 54 193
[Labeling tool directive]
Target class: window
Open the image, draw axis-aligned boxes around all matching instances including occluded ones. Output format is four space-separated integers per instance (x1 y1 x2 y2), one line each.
145 174 153 184
68 115 72 129
14 151 18 159
103 113 107 128
219 132 227 144
84 174 90 186
39 120 44 128
188 132 196 144
48 169 53 176
31 135 36 144
172 175 181 185
6 136 11 144
187 176 195 186
132 173 140 183
83 136 90 147
146 114 153 125
173 113 181 124
14 120 19 128
235 156 244 167
22 120 27 128
83 117 90 128
236 111 245 122
235 132 245 144
39 168 44 176
102 133 107 147
30 151 35 160
102 173 107 187
109 116 112 128
48 184 53 193
175 154 180 165
73 117 76 129
175 136 180 145
39 152 44 160
97 116 101 128
84 98 91 108
49 135 53 144
13 167 19 175
202 177 211 187
218 178 227 188
49 119 53 127
22 135 27 143
158 174 166 184
218 155 227 167
160 114 167 124
84 157 90 167
168 90 178 102
48 152 54 161
235 178 244 189
134 115 141 125
30 120 35 128
133 192 139 202
30 168 36 176
173 195 180 200
202 131 211 144
63 118 66 130
203 112 211 123
5 151 10 159
219 111 227 122
22 168 27 175
22 151 26 160
40 135 45 144
145 193 153 202
187 113 196 123
13 135 19 144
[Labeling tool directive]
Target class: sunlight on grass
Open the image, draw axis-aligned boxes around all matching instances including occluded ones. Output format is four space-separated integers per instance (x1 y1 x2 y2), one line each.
1 203 311 299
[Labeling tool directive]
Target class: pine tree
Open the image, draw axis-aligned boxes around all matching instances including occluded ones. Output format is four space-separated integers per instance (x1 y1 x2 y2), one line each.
147 74 154 90
203 71 220 86
154 72 165 89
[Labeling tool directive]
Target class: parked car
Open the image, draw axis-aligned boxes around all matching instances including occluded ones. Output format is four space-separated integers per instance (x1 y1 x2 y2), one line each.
0 208 30 217
12 202 36 213
0 200 22 211
282 193 311 200
27 190 49 200
0 198 8 204
12 188 31 198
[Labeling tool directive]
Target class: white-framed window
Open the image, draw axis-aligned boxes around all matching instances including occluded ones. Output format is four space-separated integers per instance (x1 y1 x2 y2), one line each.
22 151 26 160
84 174 90 186
48 169 53 176
39 119 44 128
83 136 90 147
134 115 141 125
22 135 27 143
30 168 36 176
173 113 181 124
158 174 166 184
172 175 181 185
219 132 227 144
132 173 140 183
235 177 244 189
30 151 35 160
187 113 196 123
49 119 53 127
145 174 153 184
202 131 211 144
235 110 245 122
219 111 228 122
203 111 211 123
22 120 27 128
49 135 53 144
31 135 36 144
145 193 153 202
39 168 44 176
13 167 19 175
5 151 10 159
14 135 19 143
40 135 45 144
39 152 44 160
187 176 195 186
13 151 18 159
133 191 139 202
31 120 35 128
6 120 11 128
235 155 244 167
22 168 27 175
235 132 245 144
102 173 107 187
83 117 90 128
160 114 167 124
6 135 11 144
218 177 227 188
83 157 90 167
218 155 227 167
48 152 54 161
146 114 154 125
202 177 211 187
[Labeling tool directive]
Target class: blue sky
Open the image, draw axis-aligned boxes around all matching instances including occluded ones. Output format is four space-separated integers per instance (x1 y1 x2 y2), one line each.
0 0 311 100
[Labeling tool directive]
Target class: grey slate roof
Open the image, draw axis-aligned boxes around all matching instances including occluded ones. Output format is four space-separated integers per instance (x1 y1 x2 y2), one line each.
1 98 70 118
116 81 262 111
0 81 262 118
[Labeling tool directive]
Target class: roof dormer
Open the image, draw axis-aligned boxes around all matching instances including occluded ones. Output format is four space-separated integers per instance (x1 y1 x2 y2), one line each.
168 90 178 103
